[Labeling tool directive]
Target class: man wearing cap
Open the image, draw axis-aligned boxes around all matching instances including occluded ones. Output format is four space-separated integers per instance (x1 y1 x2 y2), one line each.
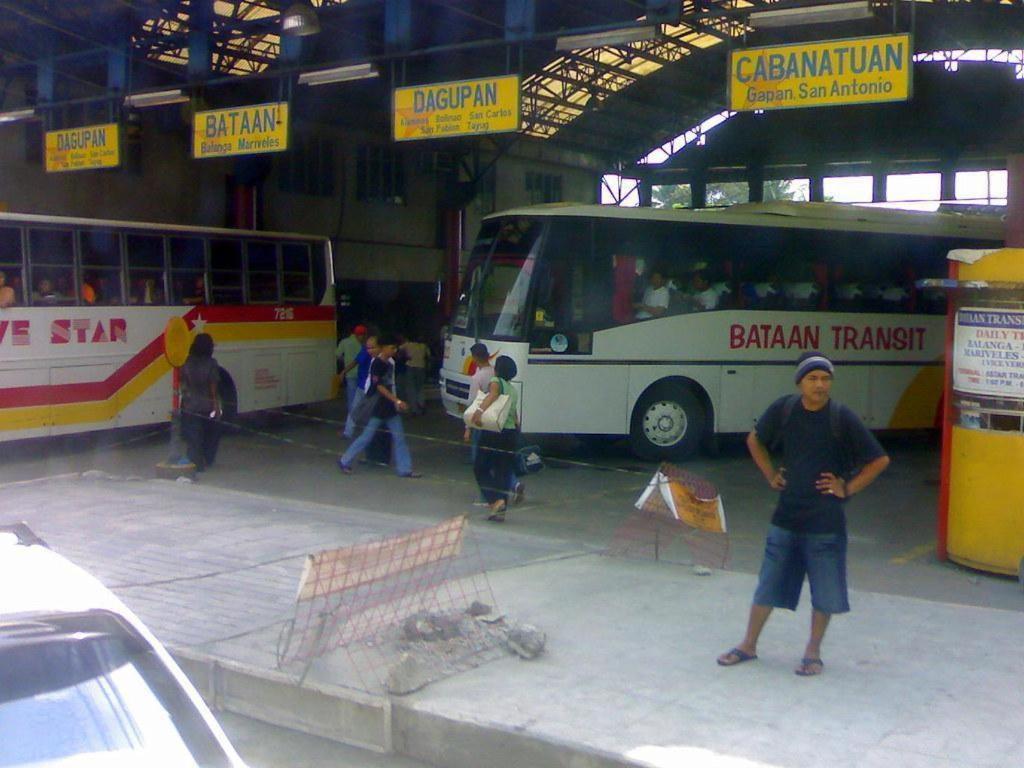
337 323 368 423
717 351 890 677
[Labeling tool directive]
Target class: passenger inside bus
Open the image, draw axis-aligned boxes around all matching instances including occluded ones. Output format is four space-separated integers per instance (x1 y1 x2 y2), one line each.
683 268 725 311
0 271 15 308
634 267 670 319
81 276 98 304
130 277 165 305
32 276 63 305
182 276 205 305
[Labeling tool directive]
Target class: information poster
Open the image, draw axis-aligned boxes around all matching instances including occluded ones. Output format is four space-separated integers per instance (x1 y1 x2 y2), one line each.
728 33 911 112
392 74 520 141
45 123 120 173
953 307 1024 398
192 102 289 159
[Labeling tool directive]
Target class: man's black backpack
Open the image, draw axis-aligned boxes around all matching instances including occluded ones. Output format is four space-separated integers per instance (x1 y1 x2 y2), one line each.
768 395 857 478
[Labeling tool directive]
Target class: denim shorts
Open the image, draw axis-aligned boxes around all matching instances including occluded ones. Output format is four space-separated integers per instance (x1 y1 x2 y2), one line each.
752 525 850 614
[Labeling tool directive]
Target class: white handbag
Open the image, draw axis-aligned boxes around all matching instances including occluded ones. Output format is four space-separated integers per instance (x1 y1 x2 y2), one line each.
463 385 512 433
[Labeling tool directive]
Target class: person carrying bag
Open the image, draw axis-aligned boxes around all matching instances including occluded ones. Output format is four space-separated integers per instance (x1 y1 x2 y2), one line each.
470 355 520 522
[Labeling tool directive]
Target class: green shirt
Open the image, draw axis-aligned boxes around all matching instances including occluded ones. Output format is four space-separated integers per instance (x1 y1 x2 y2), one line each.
497 378 518 430
336 335 363 380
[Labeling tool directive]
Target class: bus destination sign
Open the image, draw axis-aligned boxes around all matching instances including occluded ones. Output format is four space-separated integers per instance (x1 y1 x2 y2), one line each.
728 33 911 112
45 123 120 173
392 74 521 142
192 102 289 159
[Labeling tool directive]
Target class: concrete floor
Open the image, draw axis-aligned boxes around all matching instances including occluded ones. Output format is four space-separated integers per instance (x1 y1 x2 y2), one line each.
0 399 1018 612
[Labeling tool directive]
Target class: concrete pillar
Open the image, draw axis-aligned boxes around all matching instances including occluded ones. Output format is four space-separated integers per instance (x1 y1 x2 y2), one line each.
690 175 707 209
808 165 824 202
872 164 887 203
638 178 653 207
747 164 764 202
940 159 956 203
1006 155 1024 247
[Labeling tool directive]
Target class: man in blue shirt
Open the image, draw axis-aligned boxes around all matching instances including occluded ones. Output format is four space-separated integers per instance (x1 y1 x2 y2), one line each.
717 352 890 676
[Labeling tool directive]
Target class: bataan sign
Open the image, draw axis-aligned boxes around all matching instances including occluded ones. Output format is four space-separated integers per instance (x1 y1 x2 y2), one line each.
192 102 289 159
728 33 911 112
392 74 520 141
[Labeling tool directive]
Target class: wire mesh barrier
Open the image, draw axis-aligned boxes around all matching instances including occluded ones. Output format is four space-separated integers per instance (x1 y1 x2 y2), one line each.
607 463 730 570
276 514 504 694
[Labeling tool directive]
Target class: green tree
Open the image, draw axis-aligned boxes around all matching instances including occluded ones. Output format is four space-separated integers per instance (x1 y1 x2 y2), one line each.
652 184 691 208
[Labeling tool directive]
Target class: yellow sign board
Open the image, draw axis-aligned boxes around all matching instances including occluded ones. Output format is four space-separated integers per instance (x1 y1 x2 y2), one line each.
728 33 912 112
393 74 521 142
192 102 289 159
45 123 120 173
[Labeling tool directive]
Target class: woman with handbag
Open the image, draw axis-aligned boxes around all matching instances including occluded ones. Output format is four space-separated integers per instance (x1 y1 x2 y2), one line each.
470 355 520 522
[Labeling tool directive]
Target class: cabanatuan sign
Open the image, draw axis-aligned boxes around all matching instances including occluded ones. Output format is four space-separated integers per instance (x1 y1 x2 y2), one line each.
728 33 911 112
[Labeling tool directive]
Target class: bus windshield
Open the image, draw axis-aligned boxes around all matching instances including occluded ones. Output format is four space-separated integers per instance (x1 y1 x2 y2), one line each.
453 217 544 340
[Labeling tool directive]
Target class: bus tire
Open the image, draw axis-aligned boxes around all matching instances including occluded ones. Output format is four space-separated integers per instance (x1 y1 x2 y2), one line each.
629 382 705 461
217 368 238 422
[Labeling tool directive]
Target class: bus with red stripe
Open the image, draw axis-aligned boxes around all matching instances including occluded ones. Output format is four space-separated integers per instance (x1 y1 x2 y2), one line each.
0 212 334 441
440 202 1003 459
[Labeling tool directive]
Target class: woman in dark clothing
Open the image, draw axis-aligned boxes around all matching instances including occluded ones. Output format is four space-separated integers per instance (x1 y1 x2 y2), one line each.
471 355 520 522
180 332 222 471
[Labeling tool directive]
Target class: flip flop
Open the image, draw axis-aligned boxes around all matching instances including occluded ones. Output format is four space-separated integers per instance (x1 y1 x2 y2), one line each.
717 647 757 666
795 657 824 676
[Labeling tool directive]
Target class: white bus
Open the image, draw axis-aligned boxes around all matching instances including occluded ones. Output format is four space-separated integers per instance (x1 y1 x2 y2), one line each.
440 202 1003 459
0 212 335 442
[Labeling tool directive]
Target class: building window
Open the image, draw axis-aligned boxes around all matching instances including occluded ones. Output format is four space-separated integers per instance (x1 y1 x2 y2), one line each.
763 178 809 201
824 176 873 203
887 172 941 209
356 145 406 204
955 169 1007 206
278 134 335 196
527 171 562 204
652 184 691 209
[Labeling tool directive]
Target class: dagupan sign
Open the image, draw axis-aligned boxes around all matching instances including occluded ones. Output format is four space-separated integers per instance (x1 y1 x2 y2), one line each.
392 74 520 142
728 33 911 112
192 102 289 159
45 123 120 173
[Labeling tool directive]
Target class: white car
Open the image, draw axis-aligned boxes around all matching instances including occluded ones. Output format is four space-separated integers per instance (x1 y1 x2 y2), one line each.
0 523 247 767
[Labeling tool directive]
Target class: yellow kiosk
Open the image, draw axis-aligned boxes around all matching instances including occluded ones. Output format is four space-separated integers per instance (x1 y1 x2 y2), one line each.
939 248 1024 585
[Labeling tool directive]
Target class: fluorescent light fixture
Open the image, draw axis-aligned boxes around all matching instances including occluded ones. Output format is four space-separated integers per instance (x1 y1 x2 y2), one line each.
0 108 37 124
297 63 378 86
123 89 188 108
555 25 658 52
749 1 873 28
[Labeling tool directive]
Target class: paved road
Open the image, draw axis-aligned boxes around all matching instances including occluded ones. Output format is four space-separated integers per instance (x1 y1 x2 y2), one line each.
1 398 1019 613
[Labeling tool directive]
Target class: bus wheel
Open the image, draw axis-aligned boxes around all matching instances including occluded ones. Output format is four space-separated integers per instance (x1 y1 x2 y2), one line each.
217 368 238 422
629 382 705 461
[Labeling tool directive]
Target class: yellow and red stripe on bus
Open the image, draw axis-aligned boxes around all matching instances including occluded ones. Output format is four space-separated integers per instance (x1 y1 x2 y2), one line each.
0 305 334 432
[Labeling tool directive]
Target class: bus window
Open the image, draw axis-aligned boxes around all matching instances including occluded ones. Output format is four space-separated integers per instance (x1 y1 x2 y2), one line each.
282 243 312 302
247 241 279 303
127 235 166 305
210 239 243 304
29 229 74 305
453 218 544 339
79 230 123 304
0 226 24 306
531 219 598 342
170 237 205 305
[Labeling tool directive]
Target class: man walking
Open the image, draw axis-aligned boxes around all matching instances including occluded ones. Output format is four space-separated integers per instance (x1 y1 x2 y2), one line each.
717 351 890 676
337 334 421 478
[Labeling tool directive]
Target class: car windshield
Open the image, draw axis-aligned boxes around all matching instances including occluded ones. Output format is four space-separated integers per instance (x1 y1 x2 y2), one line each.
453 217 544 340
0 611 232 768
